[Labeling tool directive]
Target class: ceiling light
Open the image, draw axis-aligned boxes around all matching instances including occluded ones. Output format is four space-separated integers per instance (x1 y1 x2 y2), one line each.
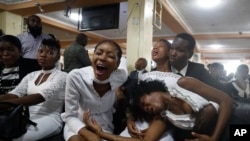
209 44 223 49
70 13 81 21
197 0 221 8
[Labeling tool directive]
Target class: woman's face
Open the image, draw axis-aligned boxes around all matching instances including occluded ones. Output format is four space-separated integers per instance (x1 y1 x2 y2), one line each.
0 41 21 68
139 92 165 114
92 42 120 80
152 41 169 62
37 44 59 70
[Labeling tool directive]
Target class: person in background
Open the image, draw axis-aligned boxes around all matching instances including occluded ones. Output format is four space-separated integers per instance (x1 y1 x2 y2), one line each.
0 38 67 141
0 35 41 95
63 33 91 73
17 15 51 59
169 32 229 93
129 57 148 80
227 64 250 99
209 62 228 84
62 39 128 141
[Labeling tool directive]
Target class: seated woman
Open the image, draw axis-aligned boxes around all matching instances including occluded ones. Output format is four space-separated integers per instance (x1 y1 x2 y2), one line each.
0 35 41 95
62 39 128 141
0 38 67 141
227 64 250 99
84 71 233 141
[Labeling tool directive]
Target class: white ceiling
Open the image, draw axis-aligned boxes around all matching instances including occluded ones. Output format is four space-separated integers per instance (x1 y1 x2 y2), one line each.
2 0 250 67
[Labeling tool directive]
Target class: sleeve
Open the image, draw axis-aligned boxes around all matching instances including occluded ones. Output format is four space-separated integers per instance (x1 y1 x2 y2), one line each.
76 48 91 67
63 71 86 134
9 73 30 97
39 72 67 101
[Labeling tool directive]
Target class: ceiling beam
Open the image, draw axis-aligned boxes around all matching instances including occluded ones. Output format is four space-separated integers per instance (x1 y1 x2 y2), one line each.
194 33 250 40
201 49 250 53
4 0 127 16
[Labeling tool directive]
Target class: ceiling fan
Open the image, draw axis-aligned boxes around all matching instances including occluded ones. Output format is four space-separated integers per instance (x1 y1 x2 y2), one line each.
34 0 65 13
35 2 44 12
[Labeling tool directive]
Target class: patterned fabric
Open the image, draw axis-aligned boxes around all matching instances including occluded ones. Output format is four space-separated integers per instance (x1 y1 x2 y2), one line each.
0 66 20 94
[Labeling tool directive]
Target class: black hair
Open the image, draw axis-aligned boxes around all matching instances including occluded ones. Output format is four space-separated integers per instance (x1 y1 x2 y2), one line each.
94 39 122 61
137 57 148 67
76 33 88 46
27 15 41 24
41 38 61 55
159 38 171 50
237 64 249 72
176 33 196 51
48 34 57 41
0 35 22 53
126 79 168 121
210 62 224 70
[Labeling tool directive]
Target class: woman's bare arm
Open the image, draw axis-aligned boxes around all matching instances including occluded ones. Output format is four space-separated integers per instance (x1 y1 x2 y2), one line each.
84 111 168 141
2 93 45 106
178 77 233 141
0 94 18 101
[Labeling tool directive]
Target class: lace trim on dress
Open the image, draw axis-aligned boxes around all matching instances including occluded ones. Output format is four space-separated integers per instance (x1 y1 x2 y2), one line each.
40 67 57 74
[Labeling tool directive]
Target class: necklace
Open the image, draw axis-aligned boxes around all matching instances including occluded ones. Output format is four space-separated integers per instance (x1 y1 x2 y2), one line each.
0 66 19 94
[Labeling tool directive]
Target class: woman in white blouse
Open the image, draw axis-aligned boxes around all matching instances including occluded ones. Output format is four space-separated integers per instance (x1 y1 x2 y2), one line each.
227 64 250 99
62 40 128 141
0 38 67 141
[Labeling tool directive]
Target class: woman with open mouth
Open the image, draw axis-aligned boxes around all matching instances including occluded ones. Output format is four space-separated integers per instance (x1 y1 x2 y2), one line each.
62 39 128 141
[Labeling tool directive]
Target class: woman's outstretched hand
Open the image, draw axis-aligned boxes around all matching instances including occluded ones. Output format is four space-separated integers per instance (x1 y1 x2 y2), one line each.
127 118 145 138
83 109 102 134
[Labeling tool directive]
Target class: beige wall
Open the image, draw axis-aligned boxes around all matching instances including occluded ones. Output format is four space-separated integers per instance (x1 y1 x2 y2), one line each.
0 11 23 36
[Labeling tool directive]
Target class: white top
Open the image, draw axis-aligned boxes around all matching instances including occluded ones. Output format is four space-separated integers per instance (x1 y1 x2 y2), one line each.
140 71 219 130
62 58 128 134
232 81 250 98
17 32 51 59
10 68 67 124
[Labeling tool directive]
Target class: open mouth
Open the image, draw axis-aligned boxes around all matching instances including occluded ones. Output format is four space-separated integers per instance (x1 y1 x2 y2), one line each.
96 64 107 75
152 50 158 56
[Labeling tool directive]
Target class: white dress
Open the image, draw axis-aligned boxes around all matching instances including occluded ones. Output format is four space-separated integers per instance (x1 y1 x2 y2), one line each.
10 67 67 141
62 59 128 141
140 71 219 130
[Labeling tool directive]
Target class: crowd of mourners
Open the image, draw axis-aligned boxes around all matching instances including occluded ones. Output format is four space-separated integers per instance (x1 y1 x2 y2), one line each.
0 14 250 141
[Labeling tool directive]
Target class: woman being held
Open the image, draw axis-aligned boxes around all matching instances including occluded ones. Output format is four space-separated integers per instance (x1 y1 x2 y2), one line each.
0 38 67 141
0 35 41 94
62 40 128 141
119 39 173 140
